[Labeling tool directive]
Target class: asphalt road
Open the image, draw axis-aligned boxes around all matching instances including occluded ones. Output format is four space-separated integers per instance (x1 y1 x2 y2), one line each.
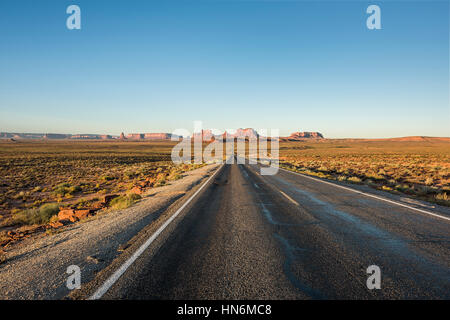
99 161 450 299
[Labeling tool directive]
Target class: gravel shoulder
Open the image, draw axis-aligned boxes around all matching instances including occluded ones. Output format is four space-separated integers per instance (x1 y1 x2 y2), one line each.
0 164 219 300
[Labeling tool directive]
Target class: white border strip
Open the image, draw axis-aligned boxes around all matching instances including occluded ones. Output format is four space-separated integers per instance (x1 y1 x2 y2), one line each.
279 190 299 206
88 164 224 300
279 168 450 222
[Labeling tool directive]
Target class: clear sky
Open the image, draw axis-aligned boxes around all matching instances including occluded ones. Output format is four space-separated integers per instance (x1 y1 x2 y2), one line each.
0 0 448 138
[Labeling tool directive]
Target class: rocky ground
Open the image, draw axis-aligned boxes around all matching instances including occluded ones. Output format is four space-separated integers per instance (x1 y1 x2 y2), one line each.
0 164 218 299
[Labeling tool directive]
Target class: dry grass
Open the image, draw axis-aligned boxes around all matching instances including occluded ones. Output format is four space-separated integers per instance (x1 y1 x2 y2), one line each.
109 193 142 210
2 138 448 231
279 140 450 206
0 140 204 229
13 203 60 225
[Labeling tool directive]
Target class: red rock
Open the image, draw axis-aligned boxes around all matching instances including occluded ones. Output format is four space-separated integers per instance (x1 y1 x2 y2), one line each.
192 128 259 141
89 202 105 211
126 133 144 140
74 209 91 220
50 221 64 228
233 128 259 140
286 131 324 140
192 130 215 141
143 133 175 140
58 209 77 222
130 186 143 194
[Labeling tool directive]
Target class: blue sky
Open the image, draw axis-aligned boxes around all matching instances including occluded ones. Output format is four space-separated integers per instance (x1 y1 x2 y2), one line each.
0 0 448 138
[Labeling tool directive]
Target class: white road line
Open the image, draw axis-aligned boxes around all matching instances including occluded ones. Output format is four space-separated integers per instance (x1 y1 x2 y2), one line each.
88 164 224 300
279 190 299 206
253 183 260 189
279 168 450 222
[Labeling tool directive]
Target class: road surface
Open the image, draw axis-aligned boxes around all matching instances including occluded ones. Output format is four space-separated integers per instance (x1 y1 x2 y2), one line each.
92 161 450 299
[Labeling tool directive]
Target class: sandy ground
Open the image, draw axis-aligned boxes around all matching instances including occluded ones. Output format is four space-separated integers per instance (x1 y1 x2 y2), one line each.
0 164 219 300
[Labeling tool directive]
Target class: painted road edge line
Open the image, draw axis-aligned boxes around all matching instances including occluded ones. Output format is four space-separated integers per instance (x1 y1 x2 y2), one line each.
279 167 450 222
88 164 224 300
279 190 299 206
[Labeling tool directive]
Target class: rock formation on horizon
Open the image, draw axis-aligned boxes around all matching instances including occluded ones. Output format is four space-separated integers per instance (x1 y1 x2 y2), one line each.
286 131 324 140
144 133 173 140
192 128 259 141
280 131 325 141
233 128 259 140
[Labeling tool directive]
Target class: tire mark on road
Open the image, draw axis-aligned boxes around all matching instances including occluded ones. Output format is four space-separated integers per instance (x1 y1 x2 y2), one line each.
273 233 326 300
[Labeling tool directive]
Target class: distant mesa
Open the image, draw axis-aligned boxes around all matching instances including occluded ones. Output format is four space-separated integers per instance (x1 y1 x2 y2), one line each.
126 133 145 140
0 132 49 139
126 133 180 140
192 130 216 141
233 128 259 140
0 132 114 140
0 130 323 141
144 133 173 140
0 131 180 141
1 131 449 142
193 128 260 141
44 133 70 139
0 129 310 141
281 131 325 141
70 134 112 140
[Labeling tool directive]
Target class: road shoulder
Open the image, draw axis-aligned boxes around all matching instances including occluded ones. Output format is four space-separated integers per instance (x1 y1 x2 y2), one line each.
0 164 219 300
